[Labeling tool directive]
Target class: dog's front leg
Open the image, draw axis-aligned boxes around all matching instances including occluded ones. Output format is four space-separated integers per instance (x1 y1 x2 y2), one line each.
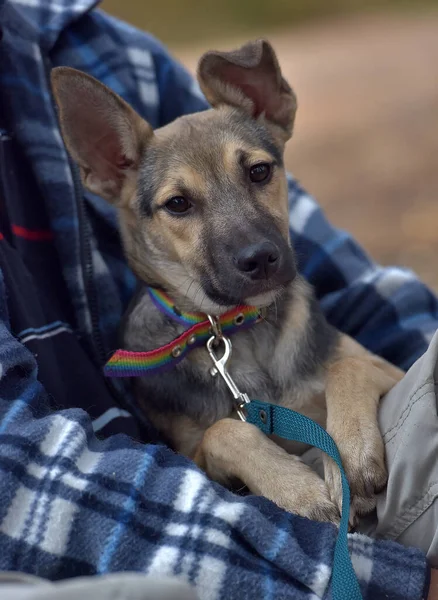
323 357 401 523
194 417 339 523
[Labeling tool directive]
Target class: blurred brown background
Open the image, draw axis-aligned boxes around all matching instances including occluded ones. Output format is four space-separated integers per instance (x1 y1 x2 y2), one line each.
103 1 438 289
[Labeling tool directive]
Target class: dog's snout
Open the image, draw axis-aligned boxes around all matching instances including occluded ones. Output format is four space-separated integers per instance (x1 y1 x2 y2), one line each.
235 241 280 279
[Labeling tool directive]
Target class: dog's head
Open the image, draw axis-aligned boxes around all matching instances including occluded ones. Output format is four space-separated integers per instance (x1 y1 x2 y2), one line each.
51 40 298 313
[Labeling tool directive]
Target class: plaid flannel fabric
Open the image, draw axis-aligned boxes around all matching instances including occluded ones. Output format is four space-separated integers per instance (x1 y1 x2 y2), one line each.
0 0 435 598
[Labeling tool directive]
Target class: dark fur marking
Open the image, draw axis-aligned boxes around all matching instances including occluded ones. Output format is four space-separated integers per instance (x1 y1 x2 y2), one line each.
228 112 284 167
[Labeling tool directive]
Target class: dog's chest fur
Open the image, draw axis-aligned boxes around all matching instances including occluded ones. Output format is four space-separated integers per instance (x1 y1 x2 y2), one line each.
121 276 339 432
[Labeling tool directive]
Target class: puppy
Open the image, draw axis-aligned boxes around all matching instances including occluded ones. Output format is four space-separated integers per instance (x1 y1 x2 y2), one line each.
51 40 403 523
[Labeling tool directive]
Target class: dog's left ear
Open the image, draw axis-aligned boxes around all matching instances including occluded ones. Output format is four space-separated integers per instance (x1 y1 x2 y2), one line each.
197 39 297 140
51 67 152 204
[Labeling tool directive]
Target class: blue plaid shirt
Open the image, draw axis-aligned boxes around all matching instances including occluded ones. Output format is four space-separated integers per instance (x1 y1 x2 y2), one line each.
0 0 435 598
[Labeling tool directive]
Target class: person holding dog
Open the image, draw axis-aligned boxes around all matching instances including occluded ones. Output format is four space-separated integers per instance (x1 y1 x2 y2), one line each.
0 0 437 598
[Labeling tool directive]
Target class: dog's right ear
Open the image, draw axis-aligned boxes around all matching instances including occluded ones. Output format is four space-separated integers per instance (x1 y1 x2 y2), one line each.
197 40 297 140
51 67 152 204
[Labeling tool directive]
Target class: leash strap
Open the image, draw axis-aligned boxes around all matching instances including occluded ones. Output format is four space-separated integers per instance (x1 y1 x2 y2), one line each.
104 289 262 378
246 400 363 600
105 320 220 377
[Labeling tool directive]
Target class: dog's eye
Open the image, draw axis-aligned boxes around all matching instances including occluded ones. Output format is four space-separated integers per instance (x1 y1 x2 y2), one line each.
249 163 271 183
165 196 192 214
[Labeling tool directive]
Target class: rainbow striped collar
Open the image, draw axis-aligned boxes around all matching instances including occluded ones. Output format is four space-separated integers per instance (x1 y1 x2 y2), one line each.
104 287 262 378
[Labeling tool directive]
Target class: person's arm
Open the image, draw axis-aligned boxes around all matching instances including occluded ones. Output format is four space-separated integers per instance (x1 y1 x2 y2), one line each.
0 265 430 599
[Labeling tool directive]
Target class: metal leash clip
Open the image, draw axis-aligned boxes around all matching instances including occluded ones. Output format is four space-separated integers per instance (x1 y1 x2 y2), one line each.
206 315 250 421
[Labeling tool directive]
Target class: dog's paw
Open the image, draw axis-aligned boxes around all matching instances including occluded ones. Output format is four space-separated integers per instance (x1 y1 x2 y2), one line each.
269 464 341 524
303 492 342 525
323 424 387 524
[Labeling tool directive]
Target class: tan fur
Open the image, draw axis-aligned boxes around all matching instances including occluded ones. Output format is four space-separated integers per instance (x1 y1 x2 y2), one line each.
323 354 402 520
320 334 403 520
194 418 339 521
335 333 405 381
221 140 245 175
155 165 209 207
119 172 140 210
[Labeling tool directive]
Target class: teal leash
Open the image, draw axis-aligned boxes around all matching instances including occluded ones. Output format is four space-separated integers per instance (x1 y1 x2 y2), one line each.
205 325 363 599
246 400 363 600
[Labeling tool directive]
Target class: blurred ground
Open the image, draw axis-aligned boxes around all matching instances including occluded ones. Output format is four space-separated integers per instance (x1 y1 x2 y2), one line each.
102 1 436 48
175 12 438 290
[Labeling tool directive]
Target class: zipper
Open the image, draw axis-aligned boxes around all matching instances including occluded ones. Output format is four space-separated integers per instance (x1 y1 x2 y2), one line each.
70 161 107 365
70 166 148 418
69 144 136 410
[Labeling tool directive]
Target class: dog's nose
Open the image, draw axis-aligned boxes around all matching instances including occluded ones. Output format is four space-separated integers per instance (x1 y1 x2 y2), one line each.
235 241 280 279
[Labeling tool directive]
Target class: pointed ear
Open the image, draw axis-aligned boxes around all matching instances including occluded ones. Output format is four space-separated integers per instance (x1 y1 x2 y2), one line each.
197 39 297 140
51 67 152 204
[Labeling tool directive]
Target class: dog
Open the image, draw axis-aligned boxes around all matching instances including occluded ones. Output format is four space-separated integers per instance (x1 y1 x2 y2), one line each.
51 39 404 523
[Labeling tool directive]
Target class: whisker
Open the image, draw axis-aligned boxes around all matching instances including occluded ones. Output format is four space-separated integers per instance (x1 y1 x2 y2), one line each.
184 278 197 307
